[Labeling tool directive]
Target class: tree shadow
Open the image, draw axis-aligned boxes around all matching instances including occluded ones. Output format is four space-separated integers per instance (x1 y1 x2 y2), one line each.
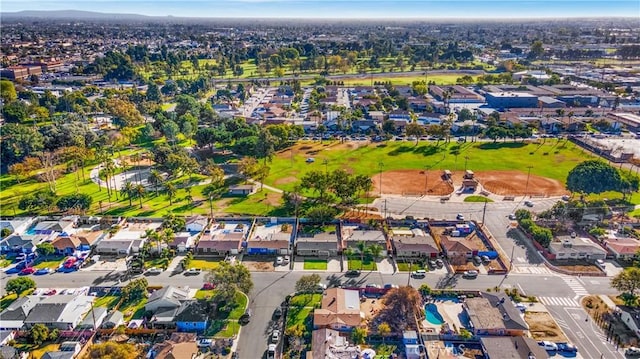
387 145 414 156
507 228 543 265
477 142 527 150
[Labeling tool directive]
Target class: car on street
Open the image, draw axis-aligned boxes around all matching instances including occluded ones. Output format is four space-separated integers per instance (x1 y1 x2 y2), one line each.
462 270 478 279
428 260 437 268
435 259 444 267
5 266 21 274
508 213 517 220
276 257 284 265
267 344 277 359
345 270 361 277
524 200 534 207
273 307 282 318
146 267 162 275
625 347 640 357
456 213 465 220
271 330 280 343
34 268 51 275
556 342 578 353
20 267 36 275
384 284 399 290
366 284 381 289
538 341 557 351
411 269 427 278
239 309 252 324
184 268 202 275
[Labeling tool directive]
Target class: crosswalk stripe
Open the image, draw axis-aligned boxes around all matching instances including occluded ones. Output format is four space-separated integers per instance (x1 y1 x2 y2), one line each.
538 296 581 307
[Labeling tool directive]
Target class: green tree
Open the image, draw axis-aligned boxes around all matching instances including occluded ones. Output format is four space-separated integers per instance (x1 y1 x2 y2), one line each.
147 169 162 197
351 327 367 345
567 160 633 195
56 193 93 212
6 277 36 295
122 181 135 207
206 262 253 309
165 182 177 205
133 184 146 208
377 322 391 343
1 101 29 123
295 274 322 293
0 79 17 102
29 324 50 345
88 342 140 359
305 205 337 225
122 278 148 303
162 213 185 232
405 122 425 145
36 242 55 259
611 267 640 299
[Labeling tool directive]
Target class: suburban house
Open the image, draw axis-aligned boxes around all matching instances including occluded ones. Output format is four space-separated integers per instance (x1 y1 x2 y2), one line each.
152 333 199 359
185 215 208 233
95 220 161 256
464 292 529 336
341 226 388 254
41 341 83 359
168 232 198 253
246 219 293 255
313 288 363 331
402 331 421 359
51 236 82 256
174 300 209 333
228 184 256 196
619 306 640 338
480 336 550 359
295 231 339 257
311 328 359 359
145 286 190 313
439 234 484 265
390 227 440 258
0 232 55 254
548 236 607 260
604 237 640 260
32 219 76 235
23 295 95 330
195 221 249 256
41 351 74 359
101 310 124 329
76 306 108 330
0 296 40 330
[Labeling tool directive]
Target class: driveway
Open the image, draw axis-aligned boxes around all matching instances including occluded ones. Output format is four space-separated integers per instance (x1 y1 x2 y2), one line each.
377 258 394 274
80 257 128 272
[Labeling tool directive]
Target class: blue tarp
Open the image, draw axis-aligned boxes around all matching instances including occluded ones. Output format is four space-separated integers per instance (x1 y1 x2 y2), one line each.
477 251 498 259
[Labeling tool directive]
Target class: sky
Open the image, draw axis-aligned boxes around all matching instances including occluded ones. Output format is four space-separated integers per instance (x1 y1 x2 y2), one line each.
2 0 638 18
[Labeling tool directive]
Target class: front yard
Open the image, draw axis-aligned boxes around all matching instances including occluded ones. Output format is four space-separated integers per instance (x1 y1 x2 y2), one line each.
303 259 327 270
348 258 377 271
93 295 147 321
396 261 425 272
33 256 65 269
203 291 248 338
189 259 222 270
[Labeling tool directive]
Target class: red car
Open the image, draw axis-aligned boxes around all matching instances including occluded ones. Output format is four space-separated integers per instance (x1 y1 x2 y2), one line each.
20 267 36 275
202 283 216 290
45 289 57 296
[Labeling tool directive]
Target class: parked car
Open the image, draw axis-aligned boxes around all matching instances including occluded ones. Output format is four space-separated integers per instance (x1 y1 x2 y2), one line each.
202 282 216 290
472 256 482 266
538 341 558 351
273 307 282 318
435 259 444 267
524 200 534 207
556 342 578 353
625 347 640 357
45 289 57 296
508 213 517 220
366 284 381 289
428 260 437 268
316 283 327 291
20 267 36 275
276 257 284 265
462 270 478 279
197 338 213 348
345 270 361 277
283 255 290 264
384 284 399 290
239 309 252 324
267 344 277 359
271 330 280 343
481 255 490 263
146 267 162 275
5 266 21 274
411 270 426 278
456 213 465 220
184 268 202 275
34 268 51 275
515 303 527 313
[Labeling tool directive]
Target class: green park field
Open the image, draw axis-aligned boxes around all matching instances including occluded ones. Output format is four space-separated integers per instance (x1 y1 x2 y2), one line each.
1 138 638 218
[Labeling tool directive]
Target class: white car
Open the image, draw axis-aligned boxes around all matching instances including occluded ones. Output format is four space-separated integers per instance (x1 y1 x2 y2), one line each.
524 200 534 207
271 330 280 343
197 338 212 348
538 341 557 351
146 267 162 274
276 257 284 265
283 255 290 264
184 268 201 275
508 213 517 220
456 214 465 220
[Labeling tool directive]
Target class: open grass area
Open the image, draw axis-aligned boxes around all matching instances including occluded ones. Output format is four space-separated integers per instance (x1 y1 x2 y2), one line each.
33 257 65 269
266 140 597 194
93 295 120 309
0 293 17 311
347 258 377 271
189 259 222 270
226 291 248 320
222 189 285 216
464 195 494 203
0 259 11 268
303 259 328 270
119 297 148 321
338 73 479 86
289 293 322 307
195 289 216 300
286 306 313 329
206 319 240 338
396 261 425 272
143 257 170 269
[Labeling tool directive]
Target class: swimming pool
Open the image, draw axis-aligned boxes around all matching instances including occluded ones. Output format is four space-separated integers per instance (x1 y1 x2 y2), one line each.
425 303 445 325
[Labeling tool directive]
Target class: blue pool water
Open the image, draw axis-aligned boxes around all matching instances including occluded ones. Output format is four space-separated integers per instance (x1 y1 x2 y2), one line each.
425 303 445 325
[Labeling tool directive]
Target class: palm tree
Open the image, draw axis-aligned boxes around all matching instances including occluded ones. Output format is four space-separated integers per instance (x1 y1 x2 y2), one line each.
203 182 225 219
130 152 141 184
148 169 162 197
165 183 177 205
160 228 175 254
134 184 145 208
122 181 134 207
143 229 161 255
356 241 368 264
368 243 385 259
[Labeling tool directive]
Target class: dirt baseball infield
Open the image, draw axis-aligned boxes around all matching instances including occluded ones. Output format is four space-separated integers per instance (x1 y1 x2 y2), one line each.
372 169 567 197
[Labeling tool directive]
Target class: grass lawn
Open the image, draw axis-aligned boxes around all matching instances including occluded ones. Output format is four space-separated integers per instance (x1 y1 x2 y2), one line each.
223 189 285 216
464 196 494 203
33 257 65 269
289 293 322 307
30 343 59 359
195 289 216 300
226 291 249 320
303 259 328 270
339 73 478 86
143 257 169 269
206 319 240 338
348 258 377 271
286 306 313 329
396 262 423 272
189 259 222 270
93 295 120 309
119 297 148 321
266 140 598 195
0 259 11 268
0 293 17 311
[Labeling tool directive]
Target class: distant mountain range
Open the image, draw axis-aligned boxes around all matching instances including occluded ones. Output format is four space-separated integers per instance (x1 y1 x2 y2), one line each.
1 10 156 20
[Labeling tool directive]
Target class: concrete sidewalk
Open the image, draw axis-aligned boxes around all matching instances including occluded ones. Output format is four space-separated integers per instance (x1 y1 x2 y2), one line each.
377 258 395 274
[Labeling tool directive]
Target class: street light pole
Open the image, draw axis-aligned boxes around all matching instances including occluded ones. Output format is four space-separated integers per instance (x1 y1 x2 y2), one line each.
464 156 469 172
525 166 533 198
378 162 384 197
424 166 429 195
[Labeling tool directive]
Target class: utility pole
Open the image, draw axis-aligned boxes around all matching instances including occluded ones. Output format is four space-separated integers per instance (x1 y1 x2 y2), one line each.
482 199 488 224
525 165 533 198
464 156 469 172
378 162 384 197
424 166 429 195
323 158 329 174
